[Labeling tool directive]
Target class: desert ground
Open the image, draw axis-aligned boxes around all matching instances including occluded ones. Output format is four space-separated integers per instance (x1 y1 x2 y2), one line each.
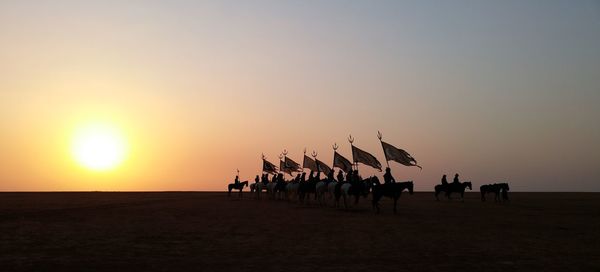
0 191 598 271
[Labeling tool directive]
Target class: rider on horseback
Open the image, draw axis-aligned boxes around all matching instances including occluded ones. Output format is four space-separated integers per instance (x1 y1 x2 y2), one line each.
453 173 460 185
383 167 396 184
441 174 448 186
337 170 345 183
234 175 240 186
327 170 334 183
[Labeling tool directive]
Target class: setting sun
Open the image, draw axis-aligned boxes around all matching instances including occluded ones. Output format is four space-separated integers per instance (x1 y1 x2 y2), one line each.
71 122 128 171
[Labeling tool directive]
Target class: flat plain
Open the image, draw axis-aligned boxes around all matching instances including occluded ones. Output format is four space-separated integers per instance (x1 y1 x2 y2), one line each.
0 192 598 271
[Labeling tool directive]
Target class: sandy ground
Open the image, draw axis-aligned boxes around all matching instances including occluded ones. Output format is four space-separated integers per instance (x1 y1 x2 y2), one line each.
0 191 599 271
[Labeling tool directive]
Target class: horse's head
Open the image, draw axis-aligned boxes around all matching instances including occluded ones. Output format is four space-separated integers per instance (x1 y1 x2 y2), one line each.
465 181 472 190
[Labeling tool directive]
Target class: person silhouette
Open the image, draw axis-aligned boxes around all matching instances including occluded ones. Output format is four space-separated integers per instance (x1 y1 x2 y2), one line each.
295 173 301 183
453 173 460 185
271 174 277 184
337 170 345 183
234 175 240 186
254 175 259 184
441 174 448 186
346 170 353 184
383 167 396 184
327 170 334 183
300 172 306 183
262 174 269 185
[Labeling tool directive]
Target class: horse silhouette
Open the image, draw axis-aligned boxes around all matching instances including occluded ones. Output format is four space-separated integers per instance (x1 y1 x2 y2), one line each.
334 177 373 209
480 183 510 202
434 181 472 201
372 178 414 214
228 181 248 197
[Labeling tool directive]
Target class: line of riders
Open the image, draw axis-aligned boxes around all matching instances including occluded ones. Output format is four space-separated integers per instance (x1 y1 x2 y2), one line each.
228 168 509 213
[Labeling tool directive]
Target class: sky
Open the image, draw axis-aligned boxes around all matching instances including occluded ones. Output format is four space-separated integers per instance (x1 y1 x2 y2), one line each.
1 0 599 191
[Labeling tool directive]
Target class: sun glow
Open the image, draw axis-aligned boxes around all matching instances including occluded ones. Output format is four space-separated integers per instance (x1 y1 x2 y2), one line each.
71 122 128 171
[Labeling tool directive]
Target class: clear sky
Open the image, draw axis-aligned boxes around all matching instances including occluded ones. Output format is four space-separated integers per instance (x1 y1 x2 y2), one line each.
1 0 599 191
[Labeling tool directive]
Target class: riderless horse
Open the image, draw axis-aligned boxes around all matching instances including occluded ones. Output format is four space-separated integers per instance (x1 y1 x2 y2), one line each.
371 177 414 214
434 181 472 201
480 183 510 202
228 180 248 198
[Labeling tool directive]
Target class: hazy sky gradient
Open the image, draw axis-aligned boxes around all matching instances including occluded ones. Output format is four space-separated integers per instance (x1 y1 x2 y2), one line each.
1 0 599 191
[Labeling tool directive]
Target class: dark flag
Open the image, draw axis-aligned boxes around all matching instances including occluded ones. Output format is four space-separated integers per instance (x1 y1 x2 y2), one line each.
333 151 353 173
285 157 302 172
351 145 382 171
280 160 294 175
303 155 318 172
316 159 332 176
381 141 422 169
262 159 278 174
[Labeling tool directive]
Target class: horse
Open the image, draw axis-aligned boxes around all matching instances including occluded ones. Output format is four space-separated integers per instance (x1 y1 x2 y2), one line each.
315 179 333 206
274 179 288 200
285 181 300 202
250 182 268 199
228 181 248 198
335 177 373 209
434 181 472 201
266 182 277 199
481 183 509 202
372 178 414 214
327 181 338 204
298 178 318 204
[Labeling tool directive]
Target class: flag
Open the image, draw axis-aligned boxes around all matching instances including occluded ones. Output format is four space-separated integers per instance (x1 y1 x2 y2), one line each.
381 141 422 169
285 157 301 172
351 145 382 171
316 159 332 176
333 151 353 173
303 155 318 172
280 157 301 175
262 159 278 174
280 160 294 175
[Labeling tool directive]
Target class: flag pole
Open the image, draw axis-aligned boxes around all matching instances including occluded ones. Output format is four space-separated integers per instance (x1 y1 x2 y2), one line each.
332 143 338 173
302 148 307 173
378 131 390 168
312 150 318 176
348 134 358 172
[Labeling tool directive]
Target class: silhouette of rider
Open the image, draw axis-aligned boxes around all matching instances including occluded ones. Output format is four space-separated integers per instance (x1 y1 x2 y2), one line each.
300 172 306 183
346 170 353 184
262 174 269 185
254 175 259 184
453 173 460 185
295 173 301 183
441 174 448 186
234 175 240 186
327 170 334 183
383 167 396 184
271 174 277 184
337 170 345 183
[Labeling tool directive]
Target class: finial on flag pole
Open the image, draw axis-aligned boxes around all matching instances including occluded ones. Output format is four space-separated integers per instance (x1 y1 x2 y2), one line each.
378 131 390 168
